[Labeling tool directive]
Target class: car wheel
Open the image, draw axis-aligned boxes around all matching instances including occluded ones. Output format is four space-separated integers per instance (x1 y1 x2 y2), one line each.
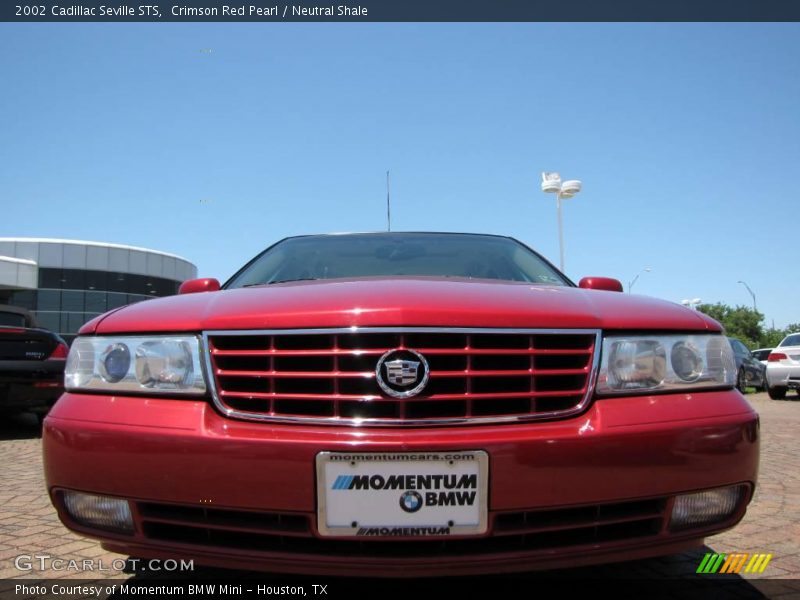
736 368 747 393
768 386 787 400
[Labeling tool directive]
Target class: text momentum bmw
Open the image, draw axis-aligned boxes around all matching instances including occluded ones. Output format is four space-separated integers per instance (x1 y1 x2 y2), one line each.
43 232 759 577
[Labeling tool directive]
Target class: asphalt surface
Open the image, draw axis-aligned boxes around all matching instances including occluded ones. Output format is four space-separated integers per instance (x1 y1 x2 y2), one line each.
1 390 798 598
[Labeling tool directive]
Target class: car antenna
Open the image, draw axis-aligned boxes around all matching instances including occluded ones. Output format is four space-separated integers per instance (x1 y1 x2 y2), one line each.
386 170 392 231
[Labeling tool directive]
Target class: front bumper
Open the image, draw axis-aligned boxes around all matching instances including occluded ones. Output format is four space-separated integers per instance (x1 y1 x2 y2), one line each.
43 389 759 577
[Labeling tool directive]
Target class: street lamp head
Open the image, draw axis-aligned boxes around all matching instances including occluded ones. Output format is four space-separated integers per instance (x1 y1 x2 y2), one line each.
540 171 580 273
560 180 582 198
541 172 562 194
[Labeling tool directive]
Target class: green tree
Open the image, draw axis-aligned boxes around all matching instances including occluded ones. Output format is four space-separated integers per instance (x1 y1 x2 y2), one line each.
784 323 800 335
763 323 800 349
696 303 763 348
760 328 787 349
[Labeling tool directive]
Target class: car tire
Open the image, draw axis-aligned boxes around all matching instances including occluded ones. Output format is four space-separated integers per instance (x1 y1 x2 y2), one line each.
736 368 747 393
768 386 787 400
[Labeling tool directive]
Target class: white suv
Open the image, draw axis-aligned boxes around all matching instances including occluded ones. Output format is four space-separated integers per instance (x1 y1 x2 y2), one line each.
766 332 800 399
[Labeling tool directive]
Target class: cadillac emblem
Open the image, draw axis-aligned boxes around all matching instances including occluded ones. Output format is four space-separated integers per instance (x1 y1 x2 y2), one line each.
375 349 430 399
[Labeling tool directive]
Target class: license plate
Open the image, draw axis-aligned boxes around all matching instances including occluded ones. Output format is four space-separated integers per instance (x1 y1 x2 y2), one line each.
316 451 488 538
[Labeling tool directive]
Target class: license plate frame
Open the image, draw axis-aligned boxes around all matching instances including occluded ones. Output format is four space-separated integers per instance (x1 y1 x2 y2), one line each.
316 451 488 538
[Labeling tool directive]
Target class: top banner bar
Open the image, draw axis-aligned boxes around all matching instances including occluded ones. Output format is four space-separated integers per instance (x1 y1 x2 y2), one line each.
4 0 800 22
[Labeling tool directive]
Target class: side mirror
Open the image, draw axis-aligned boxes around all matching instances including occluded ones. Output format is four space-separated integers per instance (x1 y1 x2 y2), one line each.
179 278 221 295
578 277 624 293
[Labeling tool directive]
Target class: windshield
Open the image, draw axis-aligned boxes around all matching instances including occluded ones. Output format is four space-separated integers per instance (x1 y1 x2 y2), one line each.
0 312 27 328
226 233 569 289
780 334 800 347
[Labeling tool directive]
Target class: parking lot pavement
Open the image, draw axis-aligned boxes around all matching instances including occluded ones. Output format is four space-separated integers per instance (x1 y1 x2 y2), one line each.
0 413 128 582
1 392 798 596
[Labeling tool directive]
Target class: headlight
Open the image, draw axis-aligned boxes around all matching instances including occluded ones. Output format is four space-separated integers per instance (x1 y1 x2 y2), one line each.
596 334 735 395
65 335 206 394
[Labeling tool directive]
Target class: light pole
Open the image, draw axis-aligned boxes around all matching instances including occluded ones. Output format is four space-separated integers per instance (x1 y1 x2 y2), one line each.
737 280 757 312
681 298 702 311
541 172 582 272
628 267 652 293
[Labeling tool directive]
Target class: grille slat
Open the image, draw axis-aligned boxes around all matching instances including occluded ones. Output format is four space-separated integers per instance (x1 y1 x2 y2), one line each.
429 369 587 377
217 370 376 379
207 328 598 426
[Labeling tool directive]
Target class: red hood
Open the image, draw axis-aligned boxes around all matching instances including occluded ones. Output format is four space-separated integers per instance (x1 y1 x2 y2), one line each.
84 277 720 334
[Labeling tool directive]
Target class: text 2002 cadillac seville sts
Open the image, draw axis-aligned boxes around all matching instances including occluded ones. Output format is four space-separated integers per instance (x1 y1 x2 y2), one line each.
43 232 759 577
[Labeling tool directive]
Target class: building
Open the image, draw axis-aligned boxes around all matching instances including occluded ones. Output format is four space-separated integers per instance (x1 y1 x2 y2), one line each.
0 238 197 343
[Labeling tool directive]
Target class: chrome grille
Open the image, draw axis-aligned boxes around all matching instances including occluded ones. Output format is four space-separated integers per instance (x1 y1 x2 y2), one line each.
204 328 600 426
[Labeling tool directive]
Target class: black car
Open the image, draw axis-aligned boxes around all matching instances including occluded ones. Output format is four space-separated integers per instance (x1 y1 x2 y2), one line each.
728 337 767 392
0 304 68 419
751 348 773 364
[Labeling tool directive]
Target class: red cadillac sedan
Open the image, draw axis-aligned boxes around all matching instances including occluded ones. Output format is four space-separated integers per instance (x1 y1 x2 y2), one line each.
43 232 759 577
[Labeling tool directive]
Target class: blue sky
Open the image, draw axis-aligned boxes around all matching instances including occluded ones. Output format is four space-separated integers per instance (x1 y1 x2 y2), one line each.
1 23 798 329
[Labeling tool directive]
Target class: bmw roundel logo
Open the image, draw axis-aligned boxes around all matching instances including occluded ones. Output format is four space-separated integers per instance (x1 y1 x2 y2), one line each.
375 348 430 399
399 490 423 513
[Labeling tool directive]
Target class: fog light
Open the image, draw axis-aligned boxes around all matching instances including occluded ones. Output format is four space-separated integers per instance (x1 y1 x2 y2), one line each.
62 491 133 533
670 485 746 530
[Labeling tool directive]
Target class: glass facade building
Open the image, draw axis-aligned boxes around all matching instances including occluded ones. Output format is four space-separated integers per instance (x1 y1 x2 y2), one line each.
0 239 197 343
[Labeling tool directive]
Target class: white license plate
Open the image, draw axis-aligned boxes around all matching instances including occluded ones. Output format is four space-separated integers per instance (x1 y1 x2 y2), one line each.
316 451 488 538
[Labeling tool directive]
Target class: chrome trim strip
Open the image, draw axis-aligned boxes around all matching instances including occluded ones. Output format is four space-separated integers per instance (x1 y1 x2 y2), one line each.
202 327 602 428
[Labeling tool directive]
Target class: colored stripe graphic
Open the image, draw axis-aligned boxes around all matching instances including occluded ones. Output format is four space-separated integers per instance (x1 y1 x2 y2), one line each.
712 554 726 574
332 475 354 490
720 554 737 573
696 553 713 573
759 555 773 573
745 554 773 574
720 554 748 573
698 553 773 574
733 554 750 573
697 554 727 574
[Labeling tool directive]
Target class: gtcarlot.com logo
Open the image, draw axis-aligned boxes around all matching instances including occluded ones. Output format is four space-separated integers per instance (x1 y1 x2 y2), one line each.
14 554 194 573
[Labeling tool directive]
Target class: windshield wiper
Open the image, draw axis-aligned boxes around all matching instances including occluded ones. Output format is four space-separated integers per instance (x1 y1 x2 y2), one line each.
242 278 320 288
